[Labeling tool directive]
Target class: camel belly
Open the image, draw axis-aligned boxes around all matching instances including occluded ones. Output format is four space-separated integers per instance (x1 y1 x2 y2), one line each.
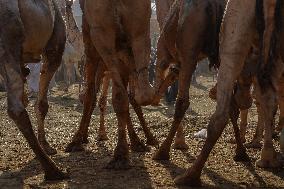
19 0 55 62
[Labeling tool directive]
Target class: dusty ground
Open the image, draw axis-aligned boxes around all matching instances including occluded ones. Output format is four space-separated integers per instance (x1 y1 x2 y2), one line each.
0 76 284 189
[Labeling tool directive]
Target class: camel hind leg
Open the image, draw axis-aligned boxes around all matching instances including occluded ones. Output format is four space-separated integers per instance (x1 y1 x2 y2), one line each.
175 0 255 186
128 76 159 146
229 100 250 162
98 73 110 141
66 14 104 152
35 7 66 155
255 80 281 168
0 38 67 180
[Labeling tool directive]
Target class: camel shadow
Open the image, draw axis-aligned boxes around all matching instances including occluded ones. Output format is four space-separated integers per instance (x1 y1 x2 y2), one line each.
144 102 199 119
155 151 281 189
0 142 153 189
47 94 115 117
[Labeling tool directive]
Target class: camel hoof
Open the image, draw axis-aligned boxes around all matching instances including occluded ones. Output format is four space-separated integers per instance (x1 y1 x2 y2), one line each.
173 141 189 150
152 149 170 161
256 158 282 168
97 134 109 141
105 158 131 170
65 141 84 152
146 138 159 146
244 141 262 149
174 173 201 187
44 169 70 181
40 141 57 155
234 150 250 162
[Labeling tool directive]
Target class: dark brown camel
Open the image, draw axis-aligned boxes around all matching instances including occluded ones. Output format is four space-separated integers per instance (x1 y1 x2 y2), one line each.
154 0 190 150
174 0 284 186
152 0 240 161
0 0 68 180
66 0 156 169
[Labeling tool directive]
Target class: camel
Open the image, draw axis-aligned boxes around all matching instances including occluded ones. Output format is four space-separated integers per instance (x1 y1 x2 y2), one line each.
65 0 155 168
95 71 159 148
0 0 68 180
152 0 236 161
55 0 84 91
64 0 84 89
154 0 190 150
174 0 284 186
209 45 284 149
61 41 82 90
96 0 186 150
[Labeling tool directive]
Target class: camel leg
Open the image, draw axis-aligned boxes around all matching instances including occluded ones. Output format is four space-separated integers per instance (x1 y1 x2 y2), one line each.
153 53 197 160
65 13 105 152
120 72 149 152
230 101 250 162
126 111 149 152
261 0 277 67
128 85 159 146
85 15 130 168
106 83 130 169
229 109 248 144
153 0 211 160
97 74 110 141
152 33 176 106
174 0 255 186
35 9 66 155
65 60 99 152
245 89 264 148
239 109 248 143
65 63 73 92
255 80 281 168
0 40 67 180
173 123 189 150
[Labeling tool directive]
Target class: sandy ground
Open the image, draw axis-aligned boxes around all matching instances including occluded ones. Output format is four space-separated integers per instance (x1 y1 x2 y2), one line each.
0 76 284 189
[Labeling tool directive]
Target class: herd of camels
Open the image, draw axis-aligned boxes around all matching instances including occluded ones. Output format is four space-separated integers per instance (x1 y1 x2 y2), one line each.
0 0 284 186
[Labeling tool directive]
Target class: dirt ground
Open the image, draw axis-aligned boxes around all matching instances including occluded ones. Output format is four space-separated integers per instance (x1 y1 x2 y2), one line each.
1 76 284 189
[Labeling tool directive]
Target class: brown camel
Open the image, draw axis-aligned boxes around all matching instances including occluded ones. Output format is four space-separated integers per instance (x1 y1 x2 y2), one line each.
209 47 284 149
66 0 155 169
57 0 84 91
154 0 190 150
152 0 237 161
0 0 68 180
174 0 284 186
96 71 159 147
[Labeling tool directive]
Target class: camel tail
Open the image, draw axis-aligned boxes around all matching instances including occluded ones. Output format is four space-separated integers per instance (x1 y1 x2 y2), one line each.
256 0 283 90
208 1 225 70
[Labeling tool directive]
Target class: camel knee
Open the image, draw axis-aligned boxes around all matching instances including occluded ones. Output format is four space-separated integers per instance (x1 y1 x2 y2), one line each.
7 106 25 122
7 106 31 134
